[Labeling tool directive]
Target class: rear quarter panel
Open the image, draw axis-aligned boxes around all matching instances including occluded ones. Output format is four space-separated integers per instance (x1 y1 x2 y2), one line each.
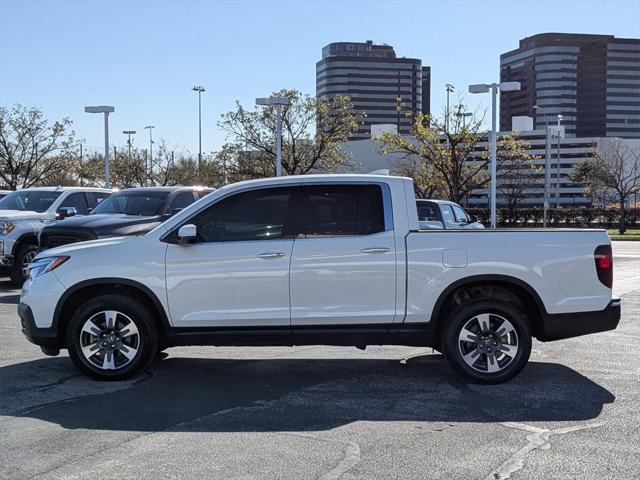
405 229 613 324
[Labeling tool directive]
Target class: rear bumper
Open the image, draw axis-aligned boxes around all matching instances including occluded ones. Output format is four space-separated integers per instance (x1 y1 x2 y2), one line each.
538 298 621 341
19 303 60 349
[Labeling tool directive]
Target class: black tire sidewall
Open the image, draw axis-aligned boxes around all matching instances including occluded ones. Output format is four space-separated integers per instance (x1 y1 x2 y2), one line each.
442 300 532 384
66 294 158 381
10 243 39 286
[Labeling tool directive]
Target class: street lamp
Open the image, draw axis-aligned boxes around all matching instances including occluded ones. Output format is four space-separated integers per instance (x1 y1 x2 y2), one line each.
445 84 455 134
455 105 472 130
468 81 521 229
144 125 155 186
255 96 290 177
192 85 205 179
556 114 563 208
533 105 551 227
122 130 136 159
84 105 114 188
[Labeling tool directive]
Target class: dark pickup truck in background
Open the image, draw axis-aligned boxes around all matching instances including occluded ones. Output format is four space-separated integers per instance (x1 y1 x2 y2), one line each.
39 186 212 250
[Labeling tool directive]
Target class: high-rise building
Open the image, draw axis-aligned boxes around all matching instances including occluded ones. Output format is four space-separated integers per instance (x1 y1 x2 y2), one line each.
316 41 431 140
500 33 640 138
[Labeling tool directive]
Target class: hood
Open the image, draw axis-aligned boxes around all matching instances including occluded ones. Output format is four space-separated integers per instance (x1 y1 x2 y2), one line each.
0 210 50 222
35 235 131 259
49 213 162 235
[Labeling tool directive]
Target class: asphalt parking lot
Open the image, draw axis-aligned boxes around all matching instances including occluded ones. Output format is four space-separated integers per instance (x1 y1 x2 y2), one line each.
1 242 638 480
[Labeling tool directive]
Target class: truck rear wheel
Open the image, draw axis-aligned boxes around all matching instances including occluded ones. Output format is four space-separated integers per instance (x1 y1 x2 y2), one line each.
66 294 158 381
9 243 38 287
441 300 531 384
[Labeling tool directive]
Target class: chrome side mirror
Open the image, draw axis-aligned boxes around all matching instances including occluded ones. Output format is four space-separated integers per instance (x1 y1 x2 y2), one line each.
177 224 198 244
56 207 77 220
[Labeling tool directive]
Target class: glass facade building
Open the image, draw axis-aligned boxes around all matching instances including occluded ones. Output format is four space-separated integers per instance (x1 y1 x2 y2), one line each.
500 33 639 138
316 41 431 140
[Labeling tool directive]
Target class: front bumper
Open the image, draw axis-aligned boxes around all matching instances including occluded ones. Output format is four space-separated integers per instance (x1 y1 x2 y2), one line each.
538 298 621 341
19 303 61 349
0 254 14 267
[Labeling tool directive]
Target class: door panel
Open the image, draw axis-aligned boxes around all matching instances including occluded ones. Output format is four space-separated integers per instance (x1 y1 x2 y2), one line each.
165 186 297 328
165 239 294 327
289 184 397 327
290 232 397 326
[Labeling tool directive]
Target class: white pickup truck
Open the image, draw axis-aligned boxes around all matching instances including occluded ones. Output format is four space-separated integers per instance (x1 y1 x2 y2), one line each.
0 187 112 285
19 175 620 383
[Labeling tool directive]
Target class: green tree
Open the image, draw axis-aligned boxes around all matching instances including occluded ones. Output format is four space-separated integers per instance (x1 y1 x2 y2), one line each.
218 89 361 176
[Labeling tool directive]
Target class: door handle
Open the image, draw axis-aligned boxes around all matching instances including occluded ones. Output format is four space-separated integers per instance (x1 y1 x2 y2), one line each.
360 247 390 254
256 251 287 259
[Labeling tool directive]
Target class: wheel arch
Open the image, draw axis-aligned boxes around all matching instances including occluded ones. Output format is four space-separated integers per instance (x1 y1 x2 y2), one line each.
53 278 172 345
11 232 38 255
430 274 548 343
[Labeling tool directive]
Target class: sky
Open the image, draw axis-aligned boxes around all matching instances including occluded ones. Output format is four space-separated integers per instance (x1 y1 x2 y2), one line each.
1 0 639 156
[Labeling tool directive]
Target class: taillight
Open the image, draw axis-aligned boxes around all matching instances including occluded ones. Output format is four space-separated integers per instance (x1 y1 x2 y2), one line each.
594 244 613 288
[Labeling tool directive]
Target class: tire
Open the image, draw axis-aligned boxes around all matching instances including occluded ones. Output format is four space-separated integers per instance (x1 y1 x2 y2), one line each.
441 300 532 384
9 243 39 287
66 294 158 381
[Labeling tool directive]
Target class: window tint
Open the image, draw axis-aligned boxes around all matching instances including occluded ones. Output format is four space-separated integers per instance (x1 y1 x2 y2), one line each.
91 190 170 216
191 187 293 242
90 192 111 208
304 185 385 236
168 191 195 213
440 205 455 224
0 190 61 212
417 201 439 221
60 192 89 214
452 205 469 223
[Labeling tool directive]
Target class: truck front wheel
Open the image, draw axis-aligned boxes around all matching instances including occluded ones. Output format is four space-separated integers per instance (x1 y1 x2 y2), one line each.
9 243 39 287
66 294 158 381
441 300 532 384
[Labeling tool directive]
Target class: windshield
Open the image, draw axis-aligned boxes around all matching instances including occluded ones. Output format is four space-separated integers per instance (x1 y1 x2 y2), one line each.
91 190 170 216
0 190 62 213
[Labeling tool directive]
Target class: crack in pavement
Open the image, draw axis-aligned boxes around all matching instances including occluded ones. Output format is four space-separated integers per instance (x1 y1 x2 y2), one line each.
483 421 604 480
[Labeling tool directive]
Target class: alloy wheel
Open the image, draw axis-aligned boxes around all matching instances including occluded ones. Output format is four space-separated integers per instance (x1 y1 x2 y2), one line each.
21 250 37 277
457 313 519 374
79 310 140 370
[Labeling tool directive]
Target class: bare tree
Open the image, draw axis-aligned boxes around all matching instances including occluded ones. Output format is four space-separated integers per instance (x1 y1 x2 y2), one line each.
218 89 361 176
0 105 76 189
571 139 640 234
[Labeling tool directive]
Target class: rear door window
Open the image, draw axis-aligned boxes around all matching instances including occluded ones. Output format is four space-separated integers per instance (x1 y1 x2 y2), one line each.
303 184 385 237
60 192 89 215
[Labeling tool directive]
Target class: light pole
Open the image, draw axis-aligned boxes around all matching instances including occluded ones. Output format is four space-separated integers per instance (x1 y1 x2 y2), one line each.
256 96 290 177
192 85 205 179
122 130 136 158
144 125 154 185
445 84 455 134
533 105 551 227
84 106 115 188
556 114 563 208
455 105 472 130
469 81 521 229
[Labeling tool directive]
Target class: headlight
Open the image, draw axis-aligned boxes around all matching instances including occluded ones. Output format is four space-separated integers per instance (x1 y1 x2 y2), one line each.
26 256 70 280
0 221 15 236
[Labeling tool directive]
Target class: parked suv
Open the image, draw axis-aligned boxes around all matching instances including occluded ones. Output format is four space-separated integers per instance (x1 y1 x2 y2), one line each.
417 199 485 230
0 187 111 285
39 186 213 251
